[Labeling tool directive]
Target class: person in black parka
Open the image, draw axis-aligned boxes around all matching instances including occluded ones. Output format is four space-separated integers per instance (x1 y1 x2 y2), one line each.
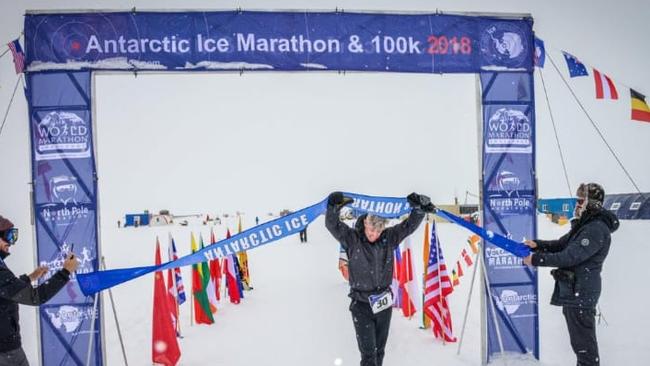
325 192 434 366
0 215 79 366
524 183 619 366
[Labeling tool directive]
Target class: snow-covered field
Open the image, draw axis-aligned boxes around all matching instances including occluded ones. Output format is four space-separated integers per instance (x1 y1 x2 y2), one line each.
18 213 641 366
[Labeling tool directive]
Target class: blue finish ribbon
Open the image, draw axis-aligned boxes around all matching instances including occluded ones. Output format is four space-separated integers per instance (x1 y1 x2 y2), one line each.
77 193 530 296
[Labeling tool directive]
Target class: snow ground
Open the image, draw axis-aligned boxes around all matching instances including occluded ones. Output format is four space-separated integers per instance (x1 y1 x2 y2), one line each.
43 213 645 366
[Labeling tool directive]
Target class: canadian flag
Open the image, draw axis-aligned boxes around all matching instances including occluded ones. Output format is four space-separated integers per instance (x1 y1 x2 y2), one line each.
398 237 419 318
594 68 618 100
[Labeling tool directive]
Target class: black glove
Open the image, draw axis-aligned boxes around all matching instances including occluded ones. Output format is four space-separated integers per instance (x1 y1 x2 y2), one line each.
407 192 431 208
328 192 354 207
422 202 437 213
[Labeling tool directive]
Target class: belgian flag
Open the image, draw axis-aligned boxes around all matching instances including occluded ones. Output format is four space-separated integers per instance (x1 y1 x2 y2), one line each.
631 89 650 123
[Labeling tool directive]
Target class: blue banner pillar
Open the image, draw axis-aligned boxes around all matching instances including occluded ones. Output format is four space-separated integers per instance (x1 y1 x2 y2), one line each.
27 71 103 366
480 71 539 363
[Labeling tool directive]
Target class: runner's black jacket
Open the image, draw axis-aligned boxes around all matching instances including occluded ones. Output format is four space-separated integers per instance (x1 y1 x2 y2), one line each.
0 252 70 353
531 207 619 308
326 204 425 303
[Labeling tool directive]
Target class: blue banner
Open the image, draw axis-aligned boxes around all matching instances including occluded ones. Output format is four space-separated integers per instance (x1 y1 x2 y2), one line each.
481 71 539 361
24 11 533 73
28 71 102 366
77 193 528 297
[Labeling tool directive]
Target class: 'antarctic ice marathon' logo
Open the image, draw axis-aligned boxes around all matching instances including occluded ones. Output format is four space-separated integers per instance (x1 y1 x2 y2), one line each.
45 305 96 334
488 170 534 216
480 22 529 68
41 175 90 225
485 108 532 154
35 111 91 161
492 289 537 316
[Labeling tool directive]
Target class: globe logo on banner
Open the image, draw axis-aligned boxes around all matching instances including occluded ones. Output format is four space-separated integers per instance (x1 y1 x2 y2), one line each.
493 289 538 316
51 175 78 206
44 305 94 334
488 170 534 216
35 111 91 161
48 22 105 62
41 174 90 225
480 22 529 68
485 108 532 154
497 170 520 197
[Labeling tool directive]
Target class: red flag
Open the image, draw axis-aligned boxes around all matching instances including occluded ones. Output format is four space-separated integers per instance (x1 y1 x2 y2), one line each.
461 248 473 266
398 238 418 318
153 239 181 366
593 68 618 100
456 261 464 278
223 229 242 304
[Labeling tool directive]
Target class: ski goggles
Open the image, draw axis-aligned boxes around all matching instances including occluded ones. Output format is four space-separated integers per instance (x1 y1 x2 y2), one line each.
1 228 18 245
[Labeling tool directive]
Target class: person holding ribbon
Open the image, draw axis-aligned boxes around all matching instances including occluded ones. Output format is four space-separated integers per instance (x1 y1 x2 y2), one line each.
523 183 619 366
325 192 435 366
0 215 79 366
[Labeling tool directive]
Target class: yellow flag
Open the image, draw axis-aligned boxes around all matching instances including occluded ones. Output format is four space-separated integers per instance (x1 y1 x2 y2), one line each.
236 216 252 290
421 219 431 329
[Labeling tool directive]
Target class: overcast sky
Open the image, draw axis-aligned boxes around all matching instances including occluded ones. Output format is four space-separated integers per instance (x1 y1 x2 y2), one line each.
1 0 649 236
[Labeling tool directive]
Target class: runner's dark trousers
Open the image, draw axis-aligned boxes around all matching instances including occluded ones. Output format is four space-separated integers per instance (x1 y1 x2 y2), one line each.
350 300 392 366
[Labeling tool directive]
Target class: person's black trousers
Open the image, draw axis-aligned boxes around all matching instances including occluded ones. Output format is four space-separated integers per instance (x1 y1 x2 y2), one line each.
563 307 599 366
350 300 392 366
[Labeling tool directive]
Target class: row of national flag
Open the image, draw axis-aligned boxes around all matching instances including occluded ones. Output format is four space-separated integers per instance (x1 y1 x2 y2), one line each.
535 37 650 123
152 220 251 366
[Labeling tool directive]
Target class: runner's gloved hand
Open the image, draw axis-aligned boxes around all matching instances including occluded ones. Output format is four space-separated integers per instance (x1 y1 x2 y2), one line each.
407 192 431 208
328 192 354 208
422 202 437 213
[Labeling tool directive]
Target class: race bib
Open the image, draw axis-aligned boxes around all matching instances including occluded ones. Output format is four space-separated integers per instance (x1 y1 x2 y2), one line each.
368 290 393 314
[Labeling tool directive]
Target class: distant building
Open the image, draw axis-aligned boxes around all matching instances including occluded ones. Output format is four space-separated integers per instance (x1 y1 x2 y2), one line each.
124 213 150 227
538 198 576 217
150 214 173 226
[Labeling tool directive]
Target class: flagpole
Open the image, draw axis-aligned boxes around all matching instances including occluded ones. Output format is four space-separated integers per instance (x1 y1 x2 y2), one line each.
456 245 481 355
405 238 413 318
168 234 183 337
420 218 430 329
480 248 506 358
85 292 100 366
0 74 22 138
101 257 129 365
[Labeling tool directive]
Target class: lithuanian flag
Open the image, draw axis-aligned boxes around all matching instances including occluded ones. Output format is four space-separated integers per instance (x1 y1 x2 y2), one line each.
631 89 650 123
191 232 214 325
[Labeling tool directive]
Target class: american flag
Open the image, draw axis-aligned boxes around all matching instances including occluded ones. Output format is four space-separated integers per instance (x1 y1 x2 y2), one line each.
423 221 456 342
7 39 25 74
168 234 186 304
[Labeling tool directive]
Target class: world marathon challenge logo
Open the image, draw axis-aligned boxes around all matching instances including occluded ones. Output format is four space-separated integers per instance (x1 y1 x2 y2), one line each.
35 111 91 161
480 22 529 68
485 108 532 154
